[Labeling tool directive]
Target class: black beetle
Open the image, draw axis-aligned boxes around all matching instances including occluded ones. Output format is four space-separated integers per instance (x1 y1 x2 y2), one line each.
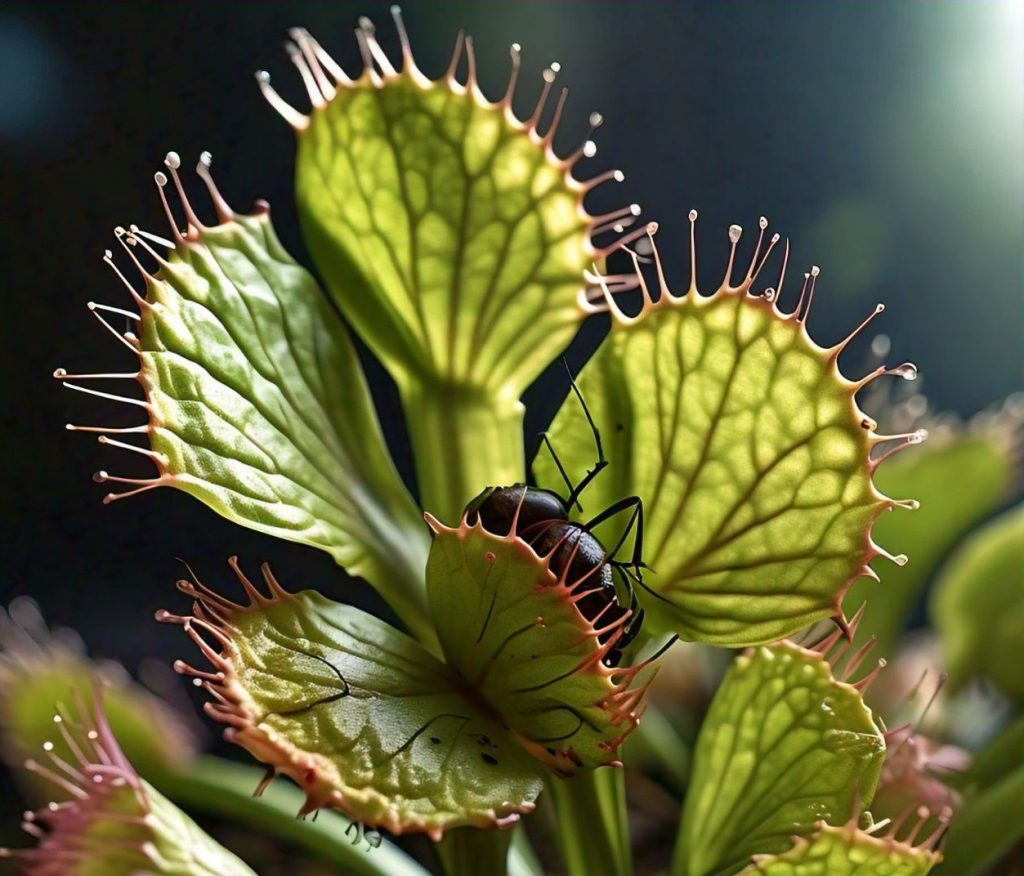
465 376 646 667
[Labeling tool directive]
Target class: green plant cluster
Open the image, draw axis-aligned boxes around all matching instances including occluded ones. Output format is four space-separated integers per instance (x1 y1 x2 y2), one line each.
2 11 1021 876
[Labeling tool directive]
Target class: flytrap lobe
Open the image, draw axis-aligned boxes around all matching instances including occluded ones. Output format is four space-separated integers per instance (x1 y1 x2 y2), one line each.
536 213 928 647
262 7 645 395
55 145 432 612
259 6 638 248
158 558 546 840
159 534 665 838
425 510 664 776
673 616 889 876
54 151 238 505
742 810 948 875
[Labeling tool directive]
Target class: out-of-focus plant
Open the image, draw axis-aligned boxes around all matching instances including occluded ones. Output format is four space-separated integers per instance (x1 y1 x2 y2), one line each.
4 9 1020 876
1 696 255 875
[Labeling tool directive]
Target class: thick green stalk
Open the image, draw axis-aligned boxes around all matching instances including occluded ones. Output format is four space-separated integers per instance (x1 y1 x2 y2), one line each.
149 757 428 876
436 828 513 876
400 379 526 523
401 378 530 876
435 825 542 876
509 825 545 876
402 378 635 876
546 770 633 876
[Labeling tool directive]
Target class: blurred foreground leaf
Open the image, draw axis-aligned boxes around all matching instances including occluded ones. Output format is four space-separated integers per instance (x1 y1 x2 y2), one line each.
0 597 195 785
931 502 1024 700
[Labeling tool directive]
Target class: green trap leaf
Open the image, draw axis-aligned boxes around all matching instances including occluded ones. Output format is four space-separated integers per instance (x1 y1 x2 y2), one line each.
281 15 610 400
535 217 916 645
739 822 942 876
60 165 429 626
672 639 886 876
160 560 544 840
1 700 254 875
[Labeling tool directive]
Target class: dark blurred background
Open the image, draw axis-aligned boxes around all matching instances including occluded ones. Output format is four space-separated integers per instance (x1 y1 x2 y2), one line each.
0 0 1021 852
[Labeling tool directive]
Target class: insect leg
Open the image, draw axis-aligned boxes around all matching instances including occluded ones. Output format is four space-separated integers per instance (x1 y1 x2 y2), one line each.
534 431 578 508
585 495 646 577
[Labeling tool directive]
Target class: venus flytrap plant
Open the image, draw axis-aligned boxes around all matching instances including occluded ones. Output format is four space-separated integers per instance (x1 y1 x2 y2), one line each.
671 619 889 876
25 7 1012 875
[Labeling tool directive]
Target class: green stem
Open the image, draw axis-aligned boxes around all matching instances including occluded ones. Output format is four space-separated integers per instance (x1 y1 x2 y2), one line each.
625 704 691 793
546 770 633 876
367 556 439 651
400 379 526 522
401 377 529 876
509 825 545 876
436 828 512 876
149 757 428 876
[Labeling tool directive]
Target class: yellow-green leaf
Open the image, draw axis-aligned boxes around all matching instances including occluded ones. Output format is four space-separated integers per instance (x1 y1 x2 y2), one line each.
672 639 886 876
161 560 544 840
535 219 913 645
60 169 430 636
740 822 942 876
265 14 631 510
288 17 599 400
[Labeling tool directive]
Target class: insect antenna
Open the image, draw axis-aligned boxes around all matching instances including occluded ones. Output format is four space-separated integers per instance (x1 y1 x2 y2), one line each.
614 561 675 610
562 359 608 510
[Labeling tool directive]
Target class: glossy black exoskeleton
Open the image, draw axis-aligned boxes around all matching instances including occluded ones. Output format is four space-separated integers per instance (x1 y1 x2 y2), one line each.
464 374 646 667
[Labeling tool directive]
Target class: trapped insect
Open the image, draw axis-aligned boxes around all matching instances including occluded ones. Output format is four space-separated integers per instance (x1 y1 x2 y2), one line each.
466 374 649 668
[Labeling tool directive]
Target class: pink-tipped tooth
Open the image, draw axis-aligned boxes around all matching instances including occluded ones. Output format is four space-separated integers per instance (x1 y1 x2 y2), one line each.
195 152 234 223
